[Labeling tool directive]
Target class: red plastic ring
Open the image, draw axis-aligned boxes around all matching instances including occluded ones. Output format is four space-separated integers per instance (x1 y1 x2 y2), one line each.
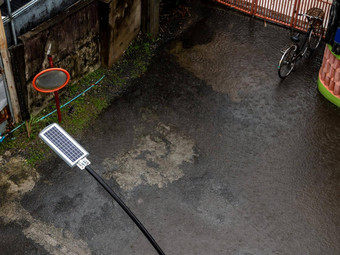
32 68 70 93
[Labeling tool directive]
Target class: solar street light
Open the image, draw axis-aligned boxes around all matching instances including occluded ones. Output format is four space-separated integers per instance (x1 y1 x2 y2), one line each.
39 123 165 255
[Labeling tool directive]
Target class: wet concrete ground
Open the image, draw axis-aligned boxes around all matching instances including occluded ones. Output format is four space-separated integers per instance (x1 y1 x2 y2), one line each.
1 2 340 255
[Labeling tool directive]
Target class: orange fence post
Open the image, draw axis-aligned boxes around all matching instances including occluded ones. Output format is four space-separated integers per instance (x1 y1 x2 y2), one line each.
290 0 300 28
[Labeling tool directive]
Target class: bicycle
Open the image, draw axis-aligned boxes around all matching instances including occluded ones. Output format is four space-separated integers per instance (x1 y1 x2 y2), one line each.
278 10 324 78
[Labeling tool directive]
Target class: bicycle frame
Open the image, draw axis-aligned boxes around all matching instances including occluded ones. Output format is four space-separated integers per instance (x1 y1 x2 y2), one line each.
290 23 315 62
278 10 324 79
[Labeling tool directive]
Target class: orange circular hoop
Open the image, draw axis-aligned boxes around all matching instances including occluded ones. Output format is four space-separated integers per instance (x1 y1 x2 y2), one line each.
33 68 70 93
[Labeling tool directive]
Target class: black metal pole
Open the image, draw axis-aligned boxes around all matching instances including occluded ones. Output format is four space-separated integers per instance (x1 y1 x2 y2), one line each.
85 166 165 255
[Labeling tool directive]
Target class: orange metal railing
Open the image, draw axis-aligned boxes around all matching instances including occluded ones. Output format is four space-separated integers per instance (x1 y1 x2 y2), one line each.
214 0 333 33
215 0 253 14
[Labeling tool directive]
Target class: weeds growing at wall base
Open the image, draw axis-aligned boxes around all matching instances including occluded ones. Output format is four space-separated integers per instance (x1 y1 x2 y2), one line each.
0 34 156 168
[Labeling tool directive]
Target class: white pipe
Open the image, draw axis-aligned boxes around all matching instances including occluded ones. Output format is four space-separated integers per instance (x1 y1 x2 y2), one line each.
3 0 40 24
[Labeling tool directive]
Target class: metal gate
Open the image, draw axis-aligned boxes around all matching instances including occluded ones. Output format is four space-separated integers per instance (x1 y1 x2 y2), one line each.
214 0 333 33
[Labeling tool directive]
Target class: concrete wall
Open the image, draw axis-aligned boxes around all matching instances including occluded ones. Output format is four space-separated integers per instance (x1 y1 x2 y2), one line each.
3 0 79 46
10 0 142 115
99 0 141 67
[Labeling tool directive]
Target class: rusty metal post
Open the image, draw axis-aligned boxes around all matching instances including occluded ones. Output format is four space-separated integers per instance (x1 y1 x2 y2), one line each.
290 0 301 29
251 0 258 16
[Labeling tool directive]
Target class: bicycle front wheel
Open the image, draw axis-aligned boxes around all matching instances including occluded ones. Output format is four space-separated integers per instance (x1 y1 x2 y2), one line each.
278 45 297 78
308 25 323 50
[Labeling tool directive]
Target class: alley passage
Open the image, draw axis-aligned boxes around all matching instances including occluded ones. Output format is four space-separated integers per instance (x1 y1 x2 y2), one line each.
1 2 339 255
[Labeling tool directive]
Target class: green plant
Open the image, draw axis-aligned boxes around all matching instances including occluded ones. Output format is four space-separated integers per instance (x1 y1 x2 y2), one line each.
68 84 79 94
26 147 48 167
0 34 158 167
25 115 39 138
92 97 109 110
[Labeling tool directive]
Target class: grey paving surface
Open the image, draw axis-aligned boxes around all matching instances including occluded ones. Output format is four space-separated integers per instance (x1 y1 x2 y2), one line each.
1 2 340 255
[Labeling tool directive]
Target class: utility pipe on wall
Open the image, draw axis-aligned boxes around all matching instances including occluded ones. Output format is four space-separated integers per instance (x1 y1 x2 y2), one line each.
4 0 18 45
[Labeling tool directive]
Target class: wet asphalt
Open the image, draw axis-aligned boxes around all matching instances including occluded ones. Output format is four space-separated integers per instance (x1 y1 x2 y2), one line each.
1 2 340 255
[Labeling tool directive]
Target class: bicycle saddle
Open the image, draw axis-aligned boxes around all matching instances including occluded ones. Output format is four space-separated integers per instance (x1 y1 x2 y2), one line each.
290 33 301 42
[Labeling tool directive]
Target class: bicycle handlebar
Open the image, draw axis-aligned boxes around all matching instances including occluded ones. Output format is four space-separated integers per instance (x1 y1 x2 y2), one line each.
298 13 323 21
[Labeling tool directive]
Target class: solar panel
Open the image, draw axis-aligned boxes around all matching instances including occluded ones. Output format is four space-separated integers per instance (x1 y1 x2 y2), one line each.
39 123 89 167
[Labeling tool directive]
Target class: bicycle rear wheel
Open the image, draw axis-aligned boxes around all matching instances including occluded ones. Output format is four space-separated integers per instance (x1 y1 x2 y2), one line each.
278 45 297 78
308 25 323 50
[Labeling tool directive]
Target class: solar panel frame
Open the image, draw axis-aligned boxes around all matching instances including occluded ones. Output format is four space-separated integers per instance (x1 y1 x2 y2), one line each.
39 123 89 167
